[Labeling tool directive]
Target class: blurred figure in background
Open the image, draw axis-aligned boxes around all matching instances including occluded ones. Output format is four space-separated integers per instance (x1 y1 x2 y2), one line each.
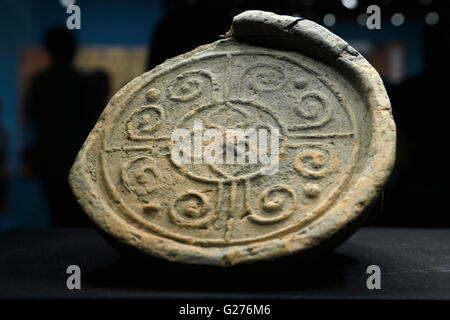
24 27 109 227
83 70 110 132
377 8 450 227
147 0 232 69
0 100 7 213
147 0 290 70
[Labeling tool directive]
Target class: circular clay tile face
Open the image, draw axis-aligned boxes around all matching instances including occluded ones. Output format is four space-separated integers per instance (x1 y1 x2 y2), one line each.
70 11 395 266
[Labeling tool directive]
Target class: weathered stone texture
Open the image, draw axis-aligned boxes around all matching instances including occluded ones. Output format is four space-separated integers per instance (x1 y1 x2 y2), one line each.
69 11 396 266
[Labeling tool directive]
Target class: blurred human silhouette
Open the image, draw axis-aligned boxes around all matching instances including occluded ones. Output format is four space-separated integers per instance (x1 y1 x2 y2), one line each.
147 0 232 69
84 70 110 131
147 0 292 70
0 100 7 213
376 9 450 227
24 27 109 227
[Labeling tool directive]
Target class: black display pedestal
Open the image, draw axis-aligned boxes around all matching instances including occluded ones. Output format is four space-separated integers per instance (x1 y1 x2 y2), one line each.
1 227 449 299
